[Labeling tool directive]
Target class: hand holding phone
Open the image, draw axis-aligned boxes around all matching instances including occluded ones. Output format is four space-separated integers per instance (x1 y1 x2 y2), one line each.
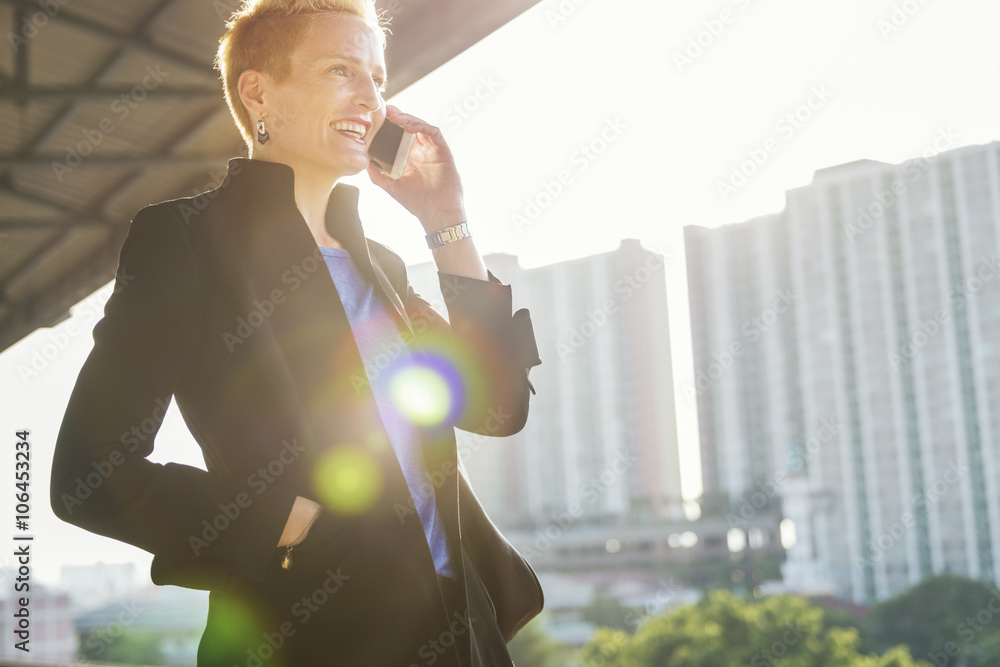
368 119 415 180
366 106 465 227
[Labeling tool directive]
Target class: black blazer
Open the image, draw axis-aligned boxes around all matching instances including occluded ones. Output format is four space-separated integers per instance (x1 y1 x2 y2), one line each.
50 158 544 666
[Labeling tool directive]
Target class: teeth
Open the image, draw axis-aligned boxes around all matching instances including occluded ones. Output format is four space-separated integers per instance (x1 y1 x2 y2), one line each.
332 121 367 139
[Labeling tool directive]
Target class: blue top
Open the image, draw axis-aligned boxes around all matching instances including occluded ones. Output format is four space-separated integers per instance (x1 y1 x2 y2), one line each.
318 245 455 579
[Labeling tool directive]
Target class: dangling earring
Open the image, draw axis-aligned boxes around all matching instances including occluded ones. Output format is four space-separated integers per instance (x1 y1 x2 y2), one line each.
256 116 270 145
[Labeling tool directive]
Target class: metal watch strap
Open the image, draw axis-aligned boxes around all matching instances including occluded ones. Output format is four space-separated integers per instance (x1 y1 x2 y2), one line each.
426 221 471 249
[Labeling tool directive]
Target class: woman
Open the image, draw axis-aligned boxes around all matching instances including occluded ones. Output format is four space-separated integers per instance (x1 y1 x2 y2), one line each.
49 1 543 665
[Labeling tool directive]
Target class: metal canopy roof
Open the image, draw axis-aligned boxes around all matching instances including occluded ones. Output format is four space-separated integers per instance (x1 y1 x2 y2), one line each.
0 0 540 353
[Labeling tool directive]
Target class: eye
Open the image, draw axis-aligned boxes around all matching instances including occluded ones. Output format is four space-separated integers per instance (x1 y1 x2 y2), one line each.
374 77 386 92
330 65 348 76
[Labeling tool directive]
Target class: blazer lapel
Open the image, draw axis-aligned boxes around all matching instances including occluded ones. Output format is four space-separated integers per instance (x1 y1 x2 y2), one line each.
323 182 413 334
211 159 413 516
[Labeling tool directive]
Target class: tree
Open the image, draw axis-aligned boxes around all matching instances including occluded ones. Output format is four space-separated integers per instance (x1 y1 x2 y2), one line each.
582 591 639 632
814 598 878 654
577 590 929 666
507 614 571 667
578 627 628 666
78 629 166 665
867 574 1000 666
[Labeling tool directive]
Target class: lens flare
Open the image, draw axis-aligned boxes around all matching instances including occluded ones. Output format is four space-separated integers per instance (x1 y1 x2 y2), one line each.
199 596 265 664
313 446 381 515
389 365 452 425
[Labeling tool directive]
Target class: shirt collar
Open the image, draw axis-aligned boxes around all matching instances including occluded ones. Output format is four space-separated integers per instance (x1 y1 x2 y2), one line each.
217 158 411 329
220 157 375 280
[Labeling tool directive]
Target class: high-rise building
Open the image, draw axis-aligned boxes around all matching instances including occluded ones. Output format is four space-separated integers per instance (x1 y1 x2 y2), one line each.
406 240 684 536
686 140 1000 603
0 569 76 662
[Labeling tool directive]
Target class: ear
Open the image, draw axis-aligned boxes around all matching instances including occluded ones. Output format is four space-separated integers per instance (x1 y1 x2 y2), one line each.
237 69 269 118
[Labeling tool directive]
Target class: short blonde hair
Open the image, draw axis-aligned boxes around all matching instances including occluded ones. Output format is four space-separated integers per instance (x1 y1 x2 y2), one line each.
216 0 388 149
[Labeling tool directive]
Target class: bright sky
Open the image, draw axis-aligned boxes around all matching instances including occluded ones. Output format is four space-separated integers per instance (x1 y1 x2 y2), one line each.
2 0 998 586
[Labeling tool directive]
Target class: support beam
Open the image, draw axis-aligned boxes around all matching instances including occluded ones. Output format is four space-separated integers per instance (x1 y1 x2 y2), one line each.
0 164 232 349
0 218 118 230
0 102 234 302
22 0 189 162
0 0 549 355
376 0 544 96
0 86 221 103
13 3 29 88
0 154 234 169
0 184 118 226
0 0 216 74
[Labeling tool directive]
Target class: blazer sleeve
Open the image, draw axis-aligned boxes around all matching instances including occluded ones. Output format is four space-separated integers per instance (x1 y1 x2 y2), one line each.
400 266 541 437
49 204 298 585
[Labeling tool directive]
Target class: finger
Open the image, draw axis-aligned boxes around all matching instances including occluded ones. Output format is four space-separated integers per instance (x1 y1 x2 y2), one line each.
388 110 443 142
366 161 394 190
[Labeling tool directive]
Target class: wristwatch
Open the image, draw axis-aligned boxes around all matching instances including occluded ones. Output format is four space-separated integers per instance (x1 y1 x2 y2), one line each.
426 221 471 249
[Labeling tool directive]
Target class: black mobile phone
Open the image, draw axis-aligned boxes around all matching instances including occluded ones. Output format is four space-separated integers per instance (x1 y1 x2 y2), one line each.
368 119 414 180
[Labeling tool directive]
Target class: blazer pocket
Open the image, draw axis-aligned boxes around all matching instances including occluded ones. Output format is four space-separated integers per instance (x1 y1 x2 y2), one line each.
272 508 347 577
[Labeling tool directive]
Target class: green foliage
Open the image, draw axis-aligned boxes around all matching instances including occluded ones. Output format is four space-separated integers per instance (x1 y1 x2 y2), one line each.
78 629 166 664
814 599 878 654
867 574 1000 667
582 591 640 632
655 554 785 592
507 614 572 667
576 589 928 667
577 627 629 667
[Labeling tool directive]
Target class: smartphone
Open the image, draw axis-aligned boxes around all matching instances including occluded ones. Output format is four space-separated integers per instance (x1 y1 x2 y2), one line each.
368 119 415 180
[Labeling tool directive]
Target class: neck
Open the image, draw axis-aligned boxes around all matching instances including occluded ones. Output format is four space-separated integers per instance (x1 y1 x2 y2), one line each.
249 150 345 249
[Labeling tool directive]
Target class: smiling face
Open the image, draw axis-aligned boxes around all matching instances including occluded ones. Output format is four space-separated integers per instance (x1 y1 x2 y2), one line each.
249 12 388 182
